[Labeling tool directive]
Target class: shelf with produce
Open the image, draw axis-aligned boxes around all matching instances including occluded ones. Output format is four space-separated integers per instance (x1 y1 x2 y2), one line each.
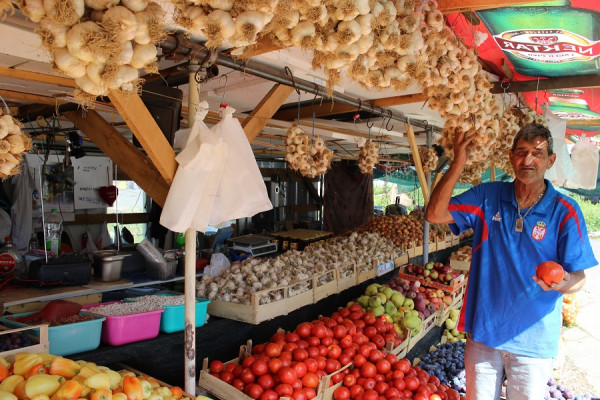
0 323 49 358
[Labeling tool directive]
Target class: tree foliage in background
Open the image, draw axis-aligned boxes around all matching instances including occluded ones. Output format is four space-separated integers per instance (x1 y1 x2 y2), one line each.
569 194 600 233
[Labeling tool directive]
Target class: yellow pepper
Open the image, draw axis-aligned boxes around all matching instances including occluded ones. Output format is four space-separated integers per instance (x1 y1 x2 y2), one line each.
31 394 50 400
13 354 42 377
90 388 111 400
153 387 170 400
122 376 142 400
0 376 24 393
117 371 135 379
49 358 80 379
139 381 152 400
70 376 90 398
0 362 10 383
53 379 82 400
77 366 100 379
38 355 55 365
146 394 161 400
112 393 127 400
96 368 121 390
24 374 62 398
0 390 18 400
84 373 110 390
12 380 27 399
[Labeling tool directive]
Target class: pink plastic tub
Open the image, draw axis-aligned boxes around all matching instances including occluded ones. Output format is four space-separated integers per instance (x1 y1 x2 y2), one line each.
83 302 164 346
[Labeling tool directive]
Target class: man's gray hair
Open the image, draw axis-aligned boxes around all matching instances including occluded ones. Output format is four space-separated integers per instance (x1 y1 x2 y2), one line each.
512 123 554 155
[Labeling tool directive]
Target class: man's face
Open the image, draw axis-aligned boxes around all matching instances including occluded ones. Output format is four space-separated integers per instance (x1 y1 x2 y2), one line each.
509 137 557 185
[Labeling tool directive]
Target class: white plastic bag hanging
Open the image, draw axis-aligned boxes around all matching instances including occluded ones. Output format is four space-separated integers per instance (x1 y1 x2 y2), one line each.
544 105 574 187
204 106 272 227
567 136 599 190
204 253 231 277
160 101 229 232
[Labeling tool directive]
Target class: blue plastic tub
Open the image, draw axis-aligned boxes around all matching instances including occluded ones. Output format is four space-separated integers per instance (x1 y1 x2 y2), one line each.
125 294 210 333
0 312 105 356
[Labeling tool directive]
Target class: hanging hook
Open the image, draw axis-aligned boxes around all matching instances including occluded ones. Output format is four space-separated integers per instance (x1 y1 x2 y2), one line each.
311 83 319 113
0 95 10 115
385 110 394 131
219 74 228 108
285 66 301 96
366 107 375 129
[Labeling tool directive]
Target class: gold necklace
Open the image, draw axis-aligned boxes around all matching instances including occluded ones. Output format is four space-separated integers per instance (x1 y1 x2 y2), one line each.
515 183 546 232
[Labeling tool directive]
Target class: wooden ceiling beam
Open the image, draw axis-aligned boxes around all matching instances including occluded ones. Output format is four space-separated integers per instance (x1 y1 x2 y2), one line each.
238 36 286 58
0 66 76 88
242 84 295 141
64 109 170 207
0 89 67 106
565 119 600 127
439 0 548 13
491 74 600 94
405 122 429 205
272 93 428 121
108 89 177 185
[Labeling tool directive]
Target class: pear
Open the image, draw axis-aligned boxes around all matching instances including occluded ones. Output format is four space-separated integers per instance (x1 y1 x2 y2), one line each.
381 286 394 300
402 314 421 330
384 301 398 315
450 309 460 321
451 328 460 337
445 318 457 330
393 323 404 335
391 311 404 323
376 293 388 305
402 298 414 310
391 293 406 308
357 295 370 308
368 296 382 308
371 305 385 317
365 283 381 296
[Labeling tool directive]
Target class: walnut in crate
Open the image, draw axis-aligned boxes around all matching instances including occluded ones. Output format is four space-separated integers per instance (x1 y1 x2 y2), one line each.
358 140 380 174
285 125 333 178
0 114 33 180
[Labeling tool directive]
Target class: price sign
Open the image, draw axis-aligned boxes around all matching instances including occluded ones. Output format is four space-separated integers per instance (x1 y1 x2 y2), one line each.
376 259 394 276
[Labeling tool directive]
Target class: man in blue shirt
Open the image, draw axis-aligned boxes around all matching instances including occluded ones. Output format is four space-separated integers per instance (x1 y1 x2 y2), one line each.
425 123 597 400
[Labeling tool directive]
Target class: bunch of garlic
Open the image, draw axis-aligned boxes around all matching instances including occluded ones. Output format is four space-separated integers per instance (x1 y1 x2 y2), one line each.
357 140 380 174
285 125 333 178
21 0 166 102
1 0 15 17
418 146 438 174
0 114 33 180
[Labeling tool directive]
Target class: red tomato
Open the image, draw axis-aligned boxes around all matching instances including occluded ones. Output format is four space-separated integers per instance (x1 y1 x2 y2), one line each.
290 390 306 400
321 336 333 346
362 389 379 400
284 343 299 353
292 361 307 378
391 370 404 380
430 395 443 400
240 368 256 384
304 358 318 373
332 324 347 339
413 394 429 400
274 384 293 397
371 334 386 350
209 360 224 374
385 387 400 398
311 324 327 339
220 371 234 384
328 345 342 359
291 379 303 390
296 322 313 338
404 376 419 391
293 348 308 362
306 336 320 347
224 363 236 373
268 358 282 374
253 344 265 355
296 340 309 349
339 353 352 366
416 383 432 397
244 383 264 399
360 362 377 378
385 352 398 365
376 359 391 375
362 378 376 390
353 354 367 367
363 313 376 325
259 389 278 400
446 388 461 400
232 365 243 378
331 372 344 385
395 358 411 374
278 367 297 385
251 360 269 376
232 379 244 391
373 320 387 334
307 346 320 358
302 372 319 388
374 381 389 395
333 386 350 400
257 374 274 389
325 359 341 374
315 356 327 371
242 356 256 368
270 332 285 343
368 350 384 363
286 332 300 343
536 261 565 285
339 335 353 349
392 378 406 391
318 345 329 357
350 384 364 399
364 326 377 338
343 374 357 387
339 307 351 317
354 319 366 330
303 388 316 399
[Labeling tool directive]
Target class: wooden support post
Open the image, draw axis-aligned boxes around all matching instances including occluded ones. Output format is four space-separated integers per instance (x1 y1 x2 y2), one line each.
242 84 294 141
108 90 177 185
64 110 170 206
490 164 496 182
405 123 430 205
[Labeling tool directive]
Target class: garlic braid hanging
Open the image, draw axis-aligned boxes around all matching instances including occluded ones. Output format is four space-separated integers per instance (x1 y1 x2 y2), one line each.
0 114 34 180
358 140 380 174
285 125 333 178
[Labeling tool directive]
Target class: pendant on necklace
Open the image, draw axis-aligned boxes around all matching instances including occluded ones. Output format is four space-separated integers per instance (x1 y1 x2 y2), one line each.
515 217 524 232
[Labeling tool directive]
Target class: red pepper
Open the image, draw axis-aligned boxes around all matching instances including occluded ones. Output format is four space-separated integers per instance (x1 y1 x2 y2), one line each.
25 363 49 379
122 376 142 400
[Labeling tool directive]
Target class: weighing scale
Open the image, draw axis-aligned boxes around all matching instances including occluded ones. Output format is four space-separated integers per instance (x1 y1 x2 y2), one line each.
229 235 278 257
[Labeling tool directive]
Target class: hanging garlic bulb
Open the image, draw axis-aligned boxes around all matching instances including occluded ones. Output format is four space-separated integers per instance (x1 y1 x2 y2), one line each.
230 11 270 46
66 21 111 64
285 125 333 178
358 140 380 174
176 6 207 36
121 0 148 12
102 6 138 42
42 0 85 26
129 42 157 69
21 0 46 22
38 17 68 50
83 0 118 11
203 9 236 48
290 21 315 49
53 47 88 78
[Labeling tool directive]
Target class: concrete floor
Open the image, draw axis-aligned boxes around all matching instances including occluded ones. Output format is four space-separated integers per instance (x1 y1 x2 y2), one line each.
559 239 600 397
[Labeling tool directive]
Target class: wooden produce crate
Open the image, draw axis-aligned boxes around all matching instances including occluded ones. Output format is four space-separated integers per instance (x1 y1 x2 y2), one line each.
356 263 377 284
0 324 49 358
413 244 424 257
449 258 471 273
287 277 314 313
451 234 460 246
398 266 466 294
436 294 464 327
427 240 437 253
385 335 410 358
313 269 337 303
336 263 357 292
406 311 438 353
394 252 409 267
318 362 353 400
436 235 448 251
444 234 453 248
207 286 288 325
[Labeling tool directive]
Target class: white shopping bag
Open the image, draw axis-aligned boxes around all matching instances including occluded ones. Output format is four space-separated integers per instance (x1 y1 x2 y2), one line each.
567 136 599 190
203 106 273 227
544 105 574 187
160 102 228 232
